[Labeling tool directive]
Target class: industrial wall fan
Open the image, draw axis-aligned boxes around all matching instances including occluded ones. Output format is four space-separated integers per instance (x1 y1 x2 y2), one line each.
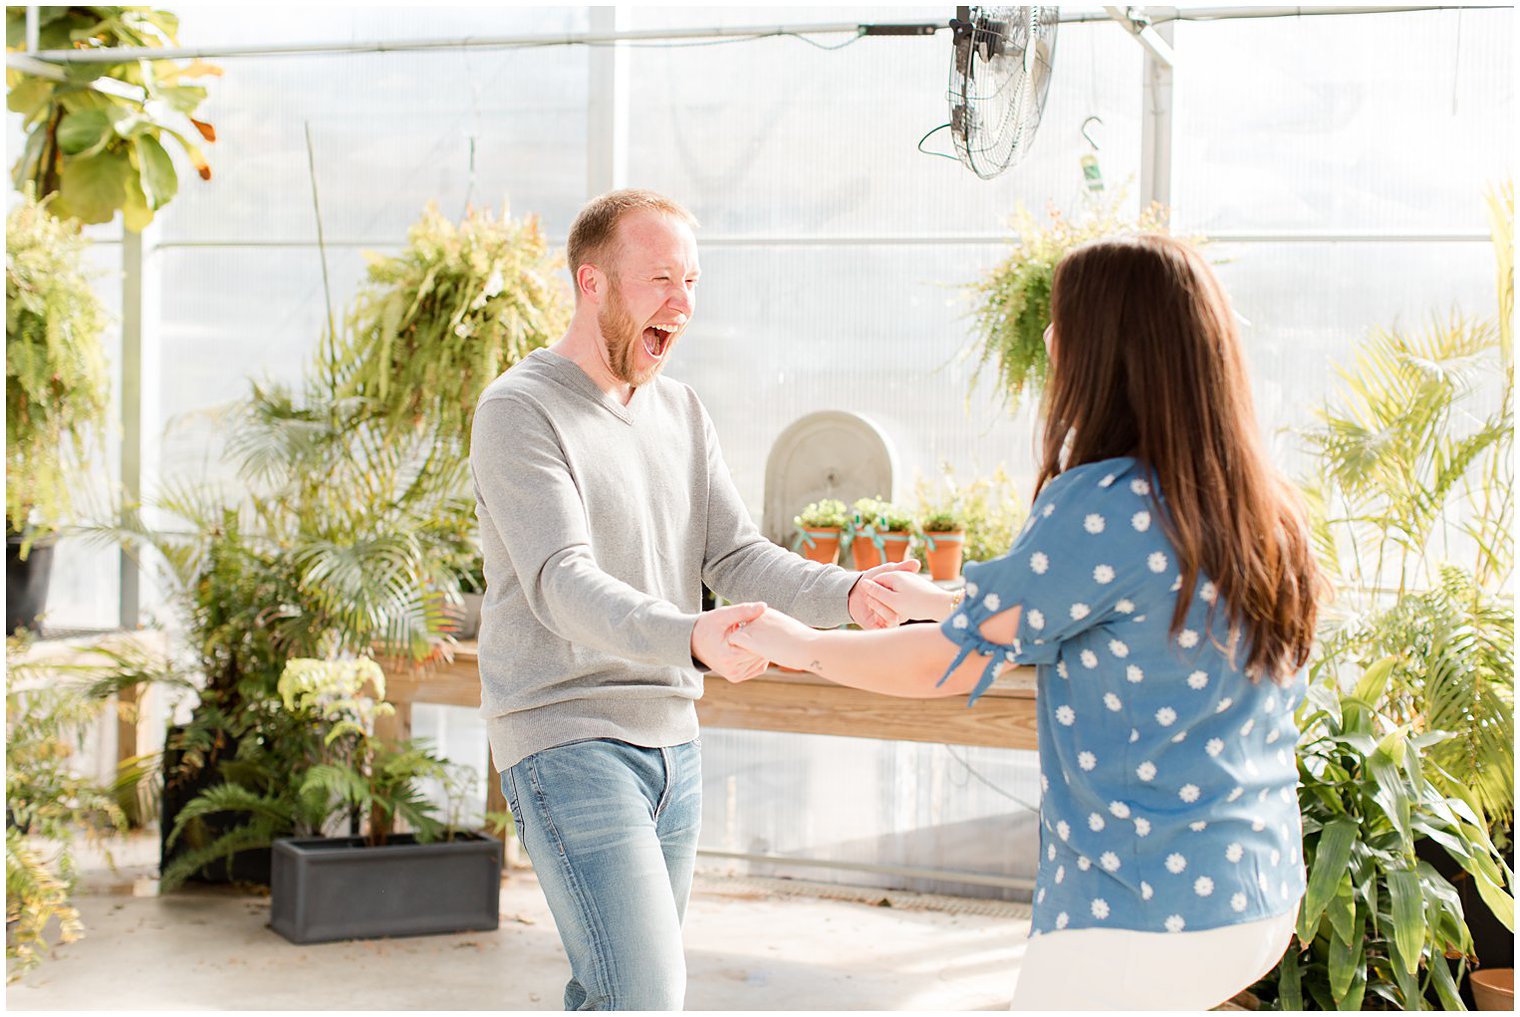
948 6 1059 179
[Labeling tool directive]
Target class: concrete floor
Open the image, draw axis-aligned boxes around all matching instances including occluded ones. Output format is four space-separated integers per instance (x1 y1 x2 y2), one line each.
6 832 1030 1010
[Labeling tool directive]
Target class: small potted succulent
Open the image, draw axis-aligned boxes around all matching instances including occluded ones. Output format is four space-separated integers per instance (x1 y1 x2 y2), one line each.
919 506 968 581
850 497 914 571
791 498 849 565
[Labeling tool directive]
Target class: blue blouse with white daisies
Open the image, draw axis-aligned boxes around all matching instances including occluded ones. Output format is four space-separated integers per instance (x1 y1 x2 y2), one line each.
939 456 1306 937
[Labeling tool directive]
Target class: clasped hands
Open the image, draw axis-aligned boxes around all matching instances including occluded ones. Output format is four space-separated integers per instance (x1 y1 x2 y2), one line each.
690 560 948 681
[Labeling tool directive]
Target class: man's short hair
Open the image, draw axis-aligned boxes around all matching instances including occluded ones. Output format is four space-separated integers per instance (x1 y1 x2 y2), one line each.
566 189 699 298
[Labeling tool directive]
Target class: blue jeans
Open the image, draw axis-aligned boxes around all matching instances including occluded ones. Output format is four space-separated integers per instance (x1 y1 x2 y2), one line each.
502 738 702 1011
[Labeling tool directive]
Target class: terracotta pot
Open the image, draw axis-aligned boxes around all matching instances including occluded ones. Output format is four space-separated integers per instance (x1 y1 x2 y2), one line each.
795 526 842 566
851 534 883 571
923 530 966 580
1470 969 1513 1011
877 530 912 564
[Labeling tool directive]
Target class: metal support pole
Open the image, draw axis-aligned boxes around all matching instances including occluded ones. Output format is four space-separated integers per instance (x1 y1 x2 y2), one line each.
586 5 628 197
1139 9 1177 210
119 224 159 630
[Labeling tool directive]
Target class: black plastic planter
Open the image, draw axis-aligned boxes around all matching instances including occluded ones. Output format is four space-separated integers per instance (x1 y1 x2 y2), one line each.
270 832 502 944
6 532 54 635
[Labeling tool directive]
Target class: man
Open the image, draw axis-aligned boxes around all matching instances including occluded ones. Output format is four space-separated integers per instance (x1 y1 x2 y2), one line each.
469 188 916 1010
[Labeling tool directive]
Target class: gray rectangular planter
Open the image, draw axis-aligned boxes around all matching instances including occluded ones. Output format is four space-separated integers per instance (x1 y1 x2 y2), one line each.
270 832 501 944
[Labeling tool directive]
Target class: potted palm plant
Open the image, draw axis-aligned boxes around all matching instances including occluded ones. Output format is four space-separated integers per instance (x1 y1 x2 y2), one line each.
791 498 849 565
5 192 111 633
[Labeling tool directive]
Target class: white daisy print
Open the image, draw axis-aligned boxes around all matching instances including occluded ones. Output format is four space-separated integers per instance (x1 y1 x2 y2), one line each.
1132 510 1151 532
1240 718 1256 737
1252 818 1267 832
1178 629 1200 648
1029 609 1046 630
1056 659 1068 679
1069 602 1091 620
1100 852 1121 872
1078 751 1098 771
1200 582 1217 604
966 583 978 598
1165 853 1187 874
1055 911 1069 930
1131 478 1151 495
1270 849 1281 866
1147 551 1168 573
1206 738 1225 757
1189 821 1208 831
1056 821 1070 841
1257 787 1270 804
1099 473 1117 488
1136 761 1157 781
1172 730 1188 743
1084 513 1106 534
1231 893 1248 913
1109 639 1129 658
1257 872 1270 894
1091 898 1110 919
1088 813 1105 832
1109 801 1131 818
1077 855 1092 871
952 614 969 630
1227 786 1244 802
1264 694 1278 712
1103 692 1122 712
1141 881 1154 901
1055 865 1066 883
1165 914 1186 933
1155 707 1177 727
1195 876 1214 897
1216 697 1234 713
1127 665 1145 683
1042 504 1055 518
1280 787 1295 804
1056 705 1076 726
1277 749 1290 767
1041 773 1050 792
1179 784 1200 803
1266 729 1281 744
1081 649 1099 668
1047 843 1056 861
1134 817 1151 837
984 593 1001 612
1188 670 1209 690
1116 599 1136 613
1129 728 1140 743
1037 887 1046 904
1030 552 1049 574
1171 576 1183 592
1093 564 1115 584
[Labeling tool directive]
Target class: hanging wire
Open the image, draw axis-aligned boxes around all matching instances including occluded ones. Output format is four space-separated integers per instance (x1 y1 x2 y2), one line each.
917 122 960 162
941 743 1042 812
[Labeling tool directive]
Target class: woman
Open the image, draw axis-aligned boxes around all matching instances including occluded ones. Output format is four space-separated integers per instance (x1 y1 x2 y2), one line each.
728 234 1324 1010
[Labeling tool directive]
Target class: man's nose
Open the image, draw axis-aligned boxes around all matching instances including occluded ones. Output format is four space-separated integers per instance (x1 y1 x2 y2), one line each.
668 285 694 317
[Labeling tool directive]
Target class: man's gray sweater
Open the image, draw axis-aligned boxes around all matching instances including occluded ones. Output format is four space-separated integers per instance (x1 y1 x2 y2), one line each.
470 348 857 771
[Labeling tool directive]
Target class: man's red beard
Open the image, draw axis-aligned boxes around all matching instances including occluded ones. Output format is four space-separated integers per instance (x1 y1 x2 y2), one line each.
597 283 661 387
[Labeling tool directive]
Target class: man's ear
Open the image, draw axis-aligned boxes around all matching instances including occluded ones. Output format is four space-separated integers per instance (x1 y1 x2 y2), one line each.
577 263 601 302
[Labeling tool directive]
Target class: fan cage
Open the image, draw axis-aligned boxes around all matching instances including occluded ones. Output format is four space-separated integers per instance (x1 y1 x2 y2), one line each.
948 6 1060 179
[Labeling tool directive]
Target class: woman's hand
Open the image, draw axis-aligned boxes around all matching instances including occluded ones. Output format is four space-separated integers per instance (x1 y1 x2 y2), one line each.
862 569 959 623
725 607 819 676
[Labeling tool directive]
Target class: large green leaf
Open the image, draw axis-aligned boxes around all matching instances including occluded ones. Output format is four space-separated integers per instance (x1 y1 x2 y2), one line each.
1385 864 1424 976
55 109 117 157
134 134 178 209
1302 816 1359 936
56 151 133 224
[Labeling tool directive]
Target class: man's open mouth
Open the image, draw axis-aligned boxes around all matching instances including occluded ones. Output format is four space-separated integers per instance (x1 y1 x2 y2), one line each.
643 325 676 358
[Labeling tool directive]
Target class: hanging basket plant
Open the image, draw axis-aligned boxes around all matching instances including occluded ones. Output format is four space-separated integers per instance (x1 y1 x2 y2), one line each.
324 203 572 451
6 6 219 229
965 196 1170 411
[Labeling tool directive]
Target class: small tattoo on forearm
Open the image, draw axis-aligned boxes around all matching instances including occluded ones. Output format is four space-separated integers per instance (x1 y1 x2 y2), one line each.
809 659 823 672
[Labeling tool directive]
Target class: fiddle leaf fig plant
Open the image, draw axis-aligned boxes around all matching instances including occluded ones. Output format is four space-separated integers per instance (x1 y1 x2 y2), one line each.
7 6 219 229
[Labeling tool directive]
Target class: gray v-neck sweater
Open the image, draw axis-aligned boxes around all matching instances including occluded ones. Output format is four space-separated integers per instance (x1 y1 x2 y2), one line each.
470 348 857 770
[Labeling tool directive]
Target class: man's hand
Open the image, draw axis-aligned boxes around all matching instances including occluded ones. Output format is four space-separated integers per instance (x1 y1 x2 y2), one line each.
848 559 923 629
862 567 959 623
692 601 770 681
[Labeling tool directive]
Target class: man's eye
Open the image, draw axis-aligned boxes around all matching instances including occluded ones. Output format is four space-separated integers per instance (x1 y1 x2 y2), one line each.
655 276 670 282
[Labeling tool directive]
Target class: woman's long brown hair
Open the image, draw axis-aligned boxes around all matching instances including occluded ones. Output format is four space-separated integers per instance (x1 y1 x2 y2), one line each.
1040 233 1322 683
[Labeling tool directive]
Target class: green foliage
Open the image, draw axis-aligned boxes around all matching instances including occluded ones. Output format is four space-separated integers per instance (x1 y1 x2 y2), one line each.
324 203 570 450
794 498 848 530
912 465 1025 564
4 649 132 980
5 190 110 541
965 196 1170 410
1262 663 1513 1010
919 509 965 533
851 496 913 534
7 6 218 228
